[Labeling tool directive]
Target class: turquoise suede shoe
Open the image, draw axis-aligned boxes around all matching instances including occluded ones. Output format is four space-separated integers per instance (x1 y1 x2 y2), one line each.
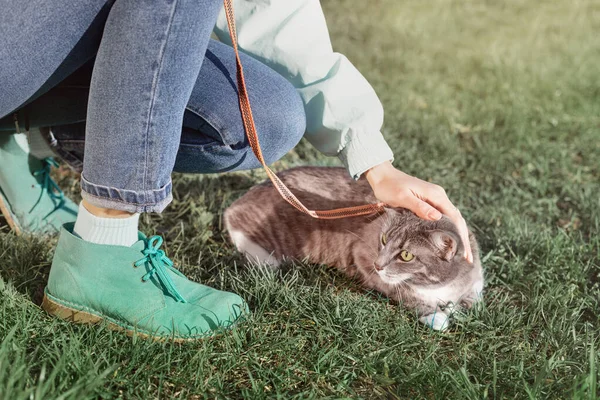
0 134 77 235
42 223 248 341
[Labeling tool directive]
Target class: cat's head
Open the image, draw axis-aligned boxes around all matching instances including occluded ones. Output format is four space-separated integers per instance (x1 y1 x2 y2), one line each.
373 209 483 327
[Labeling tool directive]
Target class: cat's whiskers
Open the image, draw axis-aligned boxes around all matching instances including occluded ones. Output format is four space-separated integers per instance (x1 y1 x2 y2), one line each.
365 266 379 279
393 281 411 303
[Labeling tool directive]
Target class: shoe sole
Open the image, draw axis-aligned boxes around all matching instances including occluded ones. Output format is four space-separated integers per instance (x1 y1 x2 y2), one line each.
0 189 22 235
41 292 220 343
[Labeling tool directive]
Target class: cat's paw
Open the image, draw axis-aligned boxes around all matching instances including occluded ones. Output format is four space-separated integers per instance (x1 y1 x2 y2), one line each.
419 311 450 331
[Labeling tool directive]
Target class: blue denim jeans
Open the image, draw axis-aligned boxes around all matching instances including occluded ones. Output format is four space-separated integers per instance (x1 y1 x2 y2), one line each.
0 0 305 213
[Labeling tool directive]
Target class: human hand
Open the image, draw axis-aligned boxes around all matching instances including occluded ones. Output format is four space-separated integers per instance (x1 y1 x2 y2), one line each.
364 161 473 263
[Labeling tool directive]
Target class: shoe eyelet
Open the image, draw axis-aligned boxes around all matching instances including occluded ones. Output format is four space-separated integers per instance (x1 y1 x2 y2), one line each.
132 262 138 268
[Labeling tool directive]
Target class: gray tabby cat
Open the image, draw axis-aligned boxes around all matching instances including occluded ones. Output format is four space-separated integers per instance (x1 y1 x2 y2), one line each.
224 167 483 330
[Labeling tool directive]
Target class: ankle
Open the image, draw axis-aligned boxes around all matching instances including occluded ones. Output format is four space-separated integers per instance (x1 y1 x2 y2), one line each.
74 201 140 247
82 199 134 219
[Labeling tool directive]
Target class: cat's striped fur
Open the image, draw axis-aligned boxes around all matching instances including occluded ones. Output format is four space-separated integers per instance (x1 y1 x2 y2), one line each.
225 167 483 330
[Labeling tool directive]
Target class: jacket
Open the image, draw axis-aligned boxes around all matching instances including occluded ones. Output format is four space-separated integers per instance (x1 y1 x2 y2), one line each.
214 0 394 179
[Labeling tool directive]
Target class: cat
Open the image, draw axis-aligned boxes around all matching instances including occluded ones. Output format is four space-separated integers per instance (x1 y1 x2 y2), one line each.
224 166 484 330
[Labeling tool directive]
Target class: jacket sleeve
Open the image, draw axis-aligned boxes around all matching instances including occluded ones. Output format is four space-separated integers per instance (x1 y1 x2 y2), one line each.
214 0 394 179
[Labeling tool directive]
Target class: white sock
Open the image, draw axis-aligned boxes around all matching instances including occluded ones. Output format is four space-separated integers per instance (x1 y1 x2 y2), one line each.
13 130 56 159
14 133 30 153
28 128 56 159
73 202 140 247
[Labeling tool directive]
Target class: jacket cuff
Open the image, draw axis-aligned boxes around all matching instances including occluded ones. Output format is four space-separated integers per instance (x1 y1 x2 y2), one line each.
338 129 394 180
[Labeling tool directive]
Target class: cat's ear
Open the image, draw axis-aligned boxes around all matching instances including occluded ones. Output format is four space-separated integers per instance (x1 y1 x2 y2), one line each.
429 231 458 261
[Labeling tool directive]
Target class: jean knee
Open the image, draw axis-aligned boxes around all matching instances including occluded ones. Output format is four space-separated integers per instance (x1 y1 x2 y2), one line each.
261 82 306 165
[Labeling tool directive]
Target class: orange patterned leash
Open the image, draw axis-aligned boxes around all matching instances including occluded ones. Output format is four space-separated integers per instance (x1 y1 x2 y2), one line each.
223 0 386 219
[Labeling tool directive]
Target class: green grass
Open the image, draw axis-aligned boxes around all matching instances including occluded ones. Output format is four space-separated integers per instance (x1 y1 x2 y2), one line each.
1 0 600 398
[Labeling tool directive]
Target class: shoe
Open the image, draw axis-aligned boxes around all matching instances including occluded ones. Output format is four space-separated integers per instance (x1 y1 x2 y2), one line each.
0 134 77 235
42 223 248 341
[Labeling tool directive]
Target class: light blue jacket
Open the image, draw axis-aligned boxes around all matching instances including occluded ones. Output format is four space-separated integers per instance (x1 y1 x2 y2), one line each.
214 0 394 179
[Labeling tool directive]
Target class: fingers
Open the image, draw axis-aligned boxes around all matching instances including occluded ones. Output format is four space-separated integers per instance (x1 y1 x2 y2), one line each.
424 186 474 264
366 166 474 263
403 194 442 221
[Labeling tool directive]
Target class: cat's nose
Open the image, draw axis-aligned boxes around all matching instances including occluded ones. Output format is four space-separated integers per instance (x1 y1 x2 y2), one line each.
373 262 384 271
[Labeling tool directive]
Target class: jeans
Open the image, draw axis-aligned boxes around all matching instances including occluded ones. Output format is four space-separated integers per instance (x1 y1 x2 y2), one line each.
0 0 306 213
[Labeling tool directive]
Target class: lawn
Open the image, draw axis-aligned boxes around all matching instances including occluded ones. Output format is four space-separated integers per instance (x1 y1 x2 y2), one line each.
1 0 600 398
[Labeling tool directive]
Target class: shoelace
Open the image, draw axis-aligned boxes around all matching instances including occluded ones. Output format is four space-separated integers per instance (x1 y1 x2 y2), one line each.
29 158 66 217
134 236 187 303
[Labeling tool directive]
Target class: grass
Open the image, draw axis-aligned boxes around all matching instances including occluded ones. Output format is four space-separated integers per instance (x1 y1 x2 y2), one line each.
1 0 600 398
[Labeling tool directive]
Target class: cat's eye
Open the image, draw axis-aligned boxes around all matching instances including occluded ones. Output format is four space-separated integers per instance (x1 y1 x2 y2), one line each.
399 250 414 262
381 233 387 246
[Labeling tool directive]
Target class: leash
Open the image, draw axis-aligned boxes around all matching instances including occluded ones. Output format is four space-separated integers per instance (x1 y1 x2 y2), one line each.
223 0 386 219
